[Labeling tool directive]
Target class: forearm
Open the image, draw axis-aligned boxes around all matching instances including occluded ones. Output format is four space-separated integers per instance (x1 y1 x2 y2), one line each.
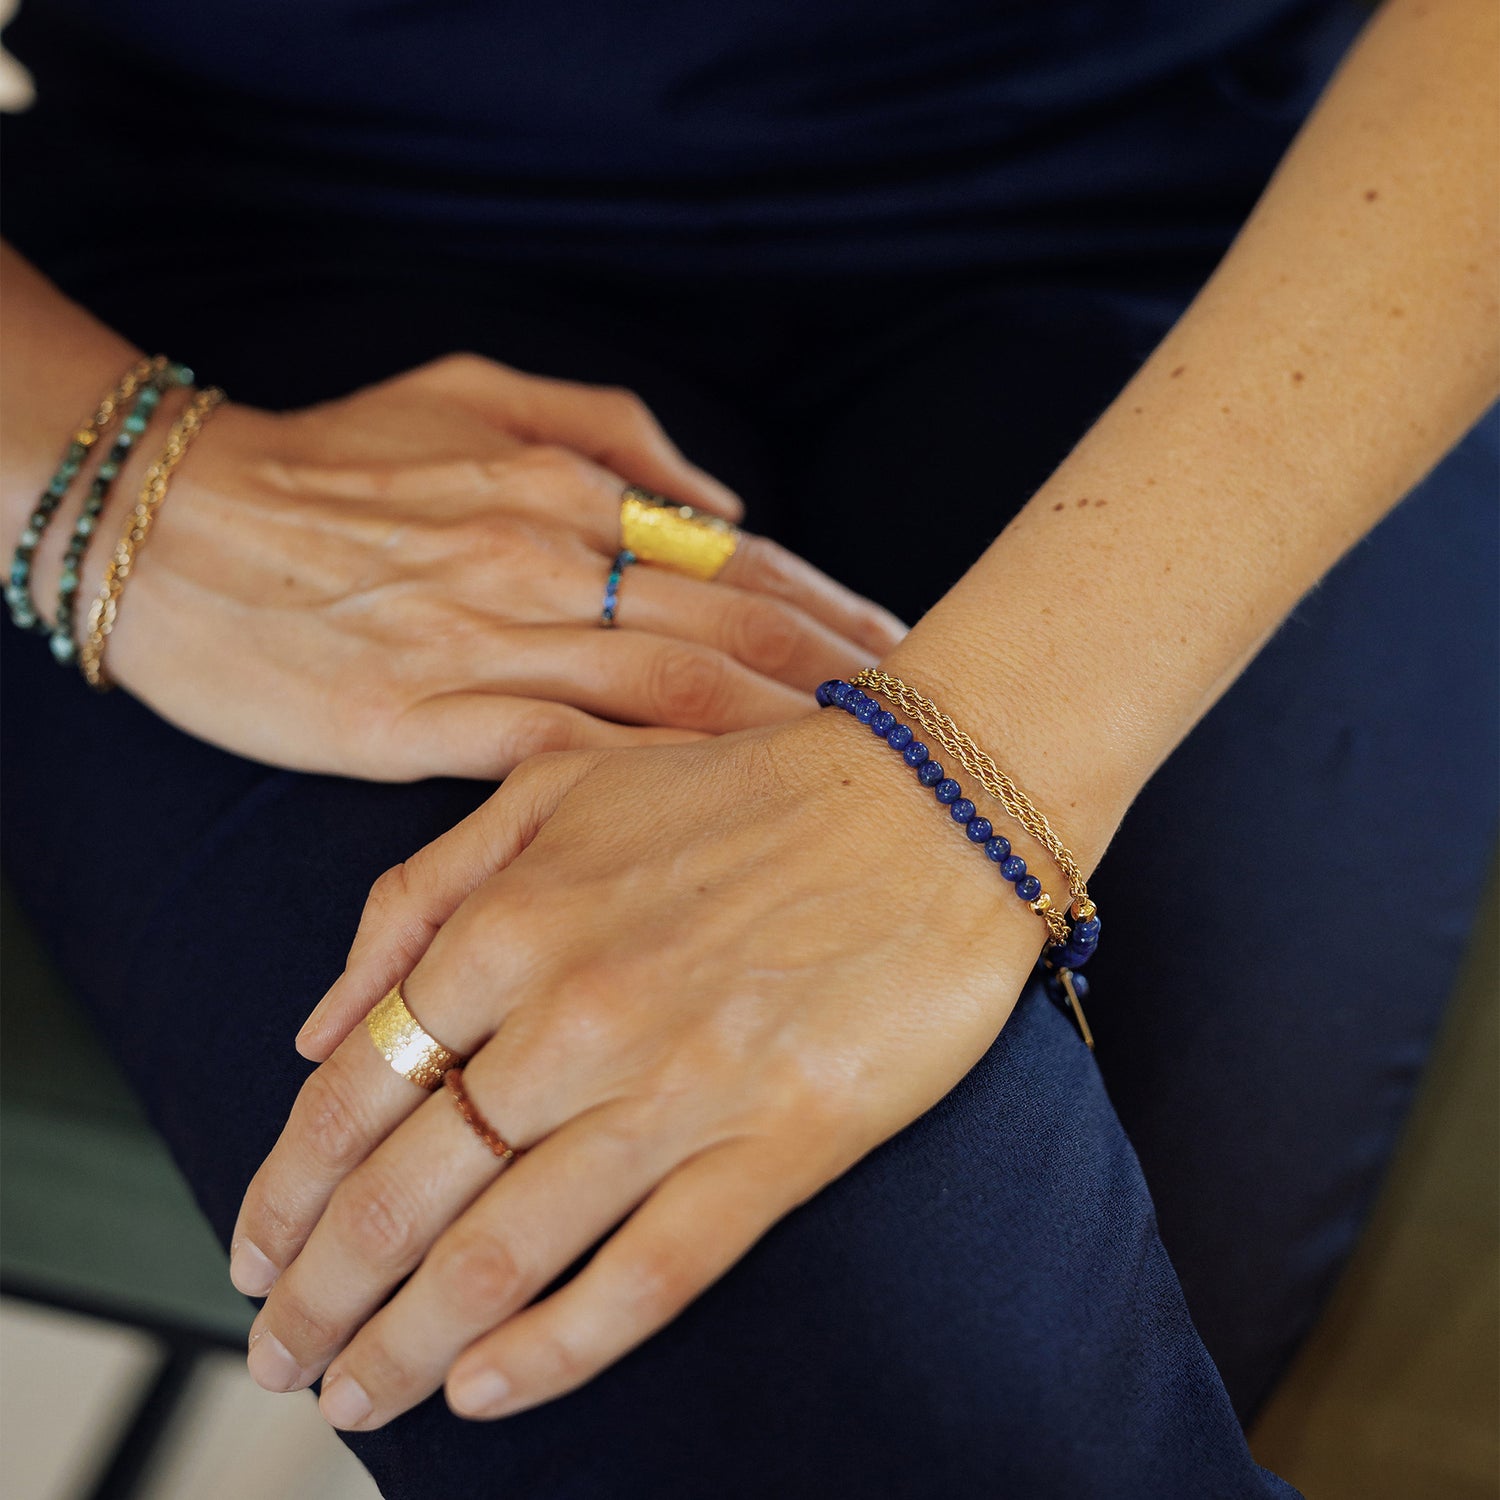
885 0 1499 866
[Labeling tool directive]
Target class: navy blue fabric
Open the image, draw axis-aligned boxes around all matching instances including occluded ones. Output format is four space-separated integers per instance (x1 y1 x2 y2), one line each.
3 0 1367 273
3 1 1497 1494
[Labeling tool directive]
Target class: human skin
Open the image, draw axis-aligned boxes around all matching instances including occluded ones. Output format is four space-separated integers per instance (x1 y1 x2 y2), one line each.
0 248 906 777
136 0 1500 1435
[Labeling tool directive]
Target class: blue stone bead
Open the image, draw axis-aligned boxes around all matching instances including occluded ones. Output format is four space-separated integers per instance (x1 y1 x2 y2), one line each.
869 710 896 737
886 723 913 751
966 818 992 844
999 854 1027 882
841 689 867 714
1067 971 1091 1001
171 363 195 386
934 779 961 805
1074 916 1101 944
902 741 929 767
10 559 28 586
985 835 1012 862
829 681 854 707
852 696 878 724
949 798 976 823
815 679 840 707
1015 875 1042 901
49 633 75 664
916 760 944 786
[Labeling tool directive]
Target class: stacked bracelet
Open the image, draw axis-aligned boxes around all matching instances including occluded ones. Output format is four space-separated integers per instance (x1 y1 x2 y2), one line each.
6 354 169 633
49 361 194 665
816 675 1101 1049
79 385 225 689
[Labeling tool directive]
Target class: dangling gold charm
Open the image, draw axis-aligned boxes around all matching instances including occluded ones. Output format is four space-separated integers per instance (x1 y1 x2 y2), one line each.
1058 969 1096 1051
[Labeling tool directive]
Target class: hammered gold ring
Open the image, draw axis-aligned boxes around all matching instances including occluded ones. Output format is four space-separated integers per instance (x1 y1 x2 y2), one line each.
365 983 467 1091
618 485 740 581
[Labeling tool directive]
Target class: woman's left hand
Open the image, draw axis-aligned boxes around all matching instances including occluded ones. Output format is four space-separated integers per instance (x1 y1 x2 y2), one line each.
230 703 1111 1428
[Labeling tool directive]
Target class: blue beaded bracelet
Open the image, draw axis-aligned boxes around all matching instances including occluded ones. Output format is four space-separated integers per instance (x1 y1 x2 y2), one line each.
816 677 1099 1049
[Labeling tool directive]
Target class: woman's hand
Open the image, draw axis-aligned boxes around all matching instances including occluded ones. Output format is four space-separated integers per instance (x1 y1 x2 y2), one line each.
102 354 903 778
229 705 1112 1429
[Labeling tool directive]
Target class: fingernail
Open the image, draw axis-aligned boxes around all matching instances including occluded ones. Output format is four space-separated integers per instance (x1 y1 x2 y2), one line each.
320 1371 372 1429
229 1239 278 1296
449 1366 511 1417
247 1329 307 1392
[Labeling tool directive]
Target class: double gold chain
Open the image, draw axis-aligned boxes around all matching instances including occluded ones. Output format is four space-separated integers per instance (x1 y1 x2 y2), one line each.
851 668 1096 946
80 386 226 689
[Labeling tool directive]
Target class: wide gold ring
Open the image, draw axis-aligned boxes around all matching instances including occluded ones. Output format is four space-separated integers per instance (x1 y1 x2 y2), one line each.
619 486 740 581
365 983 466 1091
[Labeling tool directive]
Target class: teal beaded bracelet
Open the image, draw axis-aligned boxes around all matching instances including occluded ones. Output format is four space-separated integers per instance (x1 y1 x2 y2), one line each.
6 354 172 634
48 361 193 665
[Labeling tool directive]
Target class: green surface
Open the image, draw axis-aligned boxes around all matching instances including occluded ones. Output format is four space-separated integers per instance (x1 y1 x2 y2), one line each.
0 885 253 1342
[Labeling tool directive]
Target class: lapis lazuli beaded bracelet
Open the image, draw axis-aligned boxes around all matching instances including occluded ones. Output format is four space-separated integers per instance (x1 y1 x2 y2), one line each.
816 677 1100 1048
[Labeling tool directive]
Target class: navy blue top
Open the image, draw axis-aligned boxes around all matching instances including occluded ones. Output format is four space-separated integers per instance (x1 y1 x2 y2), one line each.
5 0 1364 274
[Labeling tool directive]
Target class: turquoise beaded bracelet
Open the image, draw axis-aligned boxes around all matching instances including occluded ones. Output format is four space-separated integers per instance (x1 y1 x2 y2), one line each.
47 362 193 664
6 354 174 633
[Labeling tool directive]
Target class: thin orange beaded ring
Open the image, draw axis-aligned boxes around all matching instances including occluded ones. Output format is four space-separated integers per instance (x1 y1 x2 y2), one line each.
443 1068 522 1162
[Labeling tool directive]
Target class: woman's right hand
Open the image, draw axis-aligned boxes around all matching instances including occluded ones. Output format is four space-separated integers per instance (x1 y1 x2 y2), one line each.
96 353 904 778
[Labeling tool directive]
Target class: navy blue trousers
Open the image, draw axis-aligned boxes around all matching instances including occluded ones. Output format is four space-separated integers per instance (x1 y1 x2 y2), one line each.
3 251 1495 1499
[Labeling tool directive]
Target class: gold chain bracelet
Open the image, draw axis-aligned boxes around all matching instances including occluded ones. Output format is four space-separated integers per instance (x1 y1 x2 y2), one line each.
850 668 1098 935
79 386 226 689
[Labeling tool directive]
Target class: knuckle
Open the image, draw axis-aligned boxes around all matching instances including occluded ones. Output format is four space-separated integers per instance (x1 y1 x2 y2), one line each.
363 864 411 925
296 1067 372 1176
330 1164 423 1270
646 644 731 725
501 704 579 764
519 442 593 490
619 1243 695 1319
429 1224 529 1316
596 385 654 430
267 1286 344 1356
728 594 801 676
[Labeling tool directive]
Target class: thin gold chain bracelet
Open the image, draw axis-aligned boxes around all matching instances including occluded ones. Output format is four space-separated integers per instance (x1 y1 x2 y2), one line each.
819 673 1101 1049
851 668 1097 924
79 386 226 690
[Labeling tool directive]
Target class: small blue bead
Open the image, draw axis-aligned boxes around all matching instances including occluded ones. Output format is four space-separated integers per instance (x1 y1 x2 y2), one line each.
999 854 1027 882
1067 971 1091 1001
1015 875 1042 901
852 696 878 724
1074 916 1101 944
903 741 929 767
815 679 840 707
842 689 867 715
950 798 975 823
934 778 961 805
869 710 896 736
966 817 992 843
916 759 944 786
49 633 75 664
829 681 854 707
886 723 913 751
